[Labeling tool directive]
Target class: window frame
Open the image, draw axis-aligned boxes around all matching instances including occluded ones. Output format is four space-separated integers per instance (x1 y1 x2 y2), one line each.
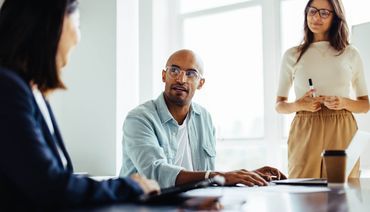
173 0 285 169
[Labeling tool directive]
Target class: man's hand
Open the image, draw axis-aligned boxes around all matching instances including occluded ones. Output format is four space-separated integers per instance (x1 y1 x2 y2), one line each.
130 174 160 194
215 169 269 186
253 166 287 181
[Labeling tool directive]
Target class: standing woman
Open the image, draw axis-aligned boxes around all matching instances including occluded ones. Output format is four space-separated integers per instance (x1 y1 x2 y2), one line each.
0 0 159 210
276 0 369 178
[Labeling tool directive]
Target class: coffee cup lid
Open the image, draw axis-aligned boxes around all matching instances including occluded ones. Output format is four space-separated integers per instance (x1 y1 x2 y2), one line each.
322 150 346 156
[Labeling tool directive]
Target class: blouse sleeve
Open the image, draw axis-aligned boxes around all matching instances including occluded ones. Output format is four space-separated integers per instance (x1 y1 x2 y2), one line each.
277 47 296 97
350 47 368 97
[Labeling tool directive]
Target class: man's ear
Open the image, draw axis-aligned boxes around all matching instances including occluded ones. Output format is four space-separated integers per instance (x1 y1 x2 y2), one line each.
197 78 205 89
162 70 166 82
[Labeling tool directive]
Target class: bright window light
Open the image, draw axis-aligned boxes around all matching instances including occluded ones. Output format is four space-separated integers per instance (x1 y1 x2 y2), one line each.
180 0 251 14
280 0 307 137
184 6 264 139
342 0 370 27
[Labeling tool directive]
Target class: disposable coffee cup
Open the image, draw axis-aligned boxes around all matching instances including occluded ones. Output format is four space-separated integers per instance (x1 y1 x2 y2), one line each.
322 150 346 184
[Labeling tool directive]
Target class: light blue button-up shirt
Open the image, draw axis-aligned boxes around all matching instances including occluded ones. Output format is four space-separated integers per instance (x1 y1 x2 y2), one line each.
119 93 216 188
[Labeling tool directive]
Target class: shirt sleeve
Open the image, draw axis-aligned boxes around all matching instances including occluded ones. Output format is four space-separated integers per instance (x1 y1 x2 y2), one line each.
210 112 216 171
123 114 184 188
350 47 368 97
277 48 296 97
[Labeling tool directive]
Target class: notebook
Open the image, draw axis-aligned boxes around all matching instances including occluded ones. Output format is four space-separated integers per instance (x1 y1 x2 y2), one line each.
272 130 370 186
136 175 225 204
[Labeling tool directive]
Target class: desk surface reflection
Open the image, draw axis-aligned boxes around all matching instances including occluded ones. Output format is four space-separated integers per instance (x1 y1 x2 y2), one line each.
68 178 370 212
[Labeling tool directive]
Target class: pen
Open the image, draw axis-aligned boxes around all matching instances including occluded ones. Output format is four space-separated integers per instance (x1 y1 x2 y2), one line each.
308 78 317 97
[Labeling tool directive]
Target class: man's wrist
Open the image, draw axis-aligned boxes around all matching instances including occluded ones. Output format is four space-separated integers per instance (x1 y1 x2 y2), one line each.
208 171 224 179
204 170 211 179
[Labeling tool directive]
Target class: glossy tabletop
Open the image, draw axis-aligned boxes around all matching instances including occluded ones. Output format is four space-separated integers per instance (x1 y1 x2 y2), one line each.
69 178 370 212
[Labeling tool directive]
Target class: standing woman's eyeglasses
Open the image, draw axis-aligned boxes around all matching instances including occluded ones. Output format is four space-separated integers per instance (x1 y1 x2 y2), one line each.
306 6 333 19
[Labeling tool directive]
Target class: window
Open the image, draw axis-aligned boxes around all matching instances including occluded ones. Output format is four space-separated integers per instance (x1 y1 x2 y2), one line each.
180 0 251 14
142 0 370 173
342 0 370 27
280 0 307 137
179 0 270 171
184 6 264 139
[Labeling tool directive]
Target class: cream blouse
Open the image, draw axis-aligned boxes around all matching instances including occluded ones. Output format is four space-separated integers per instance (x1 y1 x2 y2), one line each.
277 41 368 99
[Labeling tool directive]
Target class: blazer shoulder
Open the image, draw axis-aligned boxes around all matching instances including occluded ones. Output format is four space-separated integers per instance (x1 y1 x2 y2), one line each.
0 67 31 94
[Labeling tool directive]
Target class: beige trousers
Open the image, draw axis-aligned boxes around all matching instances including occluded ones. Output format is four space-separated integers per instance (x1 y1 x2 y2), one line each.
288 106 360 178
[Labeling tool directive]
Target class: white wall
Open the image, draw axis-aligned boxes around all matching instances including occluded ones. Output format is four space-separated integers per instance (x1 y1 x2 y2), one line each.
116 0 140 174
0 0 159 176
1 0 125 176
138 0 176 101
352 22 370 131
51 0 118 176
352 22 370 171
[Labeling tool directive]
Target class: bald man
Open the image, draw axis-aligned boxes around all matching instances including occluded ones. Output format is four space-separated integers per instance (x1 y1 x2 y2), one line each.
119 49 286 188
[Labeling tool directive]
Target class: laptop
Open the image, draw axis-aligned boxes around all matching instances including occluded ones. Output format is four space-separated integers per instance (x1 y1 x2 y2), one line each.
136 175 225 204
272 130 370 186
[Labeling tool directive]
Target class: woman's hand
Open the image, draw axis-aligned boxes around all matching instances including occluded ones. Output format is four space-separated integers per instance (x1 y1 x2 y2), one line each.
295 90 323 112
322 95 369 113
130 173 160 194
322 96 347 110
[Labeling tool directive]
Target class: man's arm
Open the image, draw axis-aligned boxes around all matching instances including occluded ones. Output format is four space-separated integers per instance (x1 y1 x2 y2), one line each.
175 168 287 186
176 170 267 186
173 109 286 186
123 105 287 188
123 115 184 188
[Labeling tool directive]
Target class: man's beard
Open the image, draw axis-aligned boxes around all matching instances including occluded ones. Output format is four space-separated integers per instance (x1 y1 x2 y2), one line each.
168 94 187 106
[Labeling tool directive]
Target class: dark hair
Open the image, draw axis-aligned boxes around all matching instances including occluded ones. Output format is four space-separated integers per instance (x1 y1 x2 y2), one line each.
296 0 349 63
0 0 78 93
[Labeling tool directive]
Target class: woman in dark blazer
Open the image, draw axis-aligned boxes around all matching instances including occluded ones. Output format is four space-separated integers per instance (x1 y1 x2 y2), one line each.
0 0 159 210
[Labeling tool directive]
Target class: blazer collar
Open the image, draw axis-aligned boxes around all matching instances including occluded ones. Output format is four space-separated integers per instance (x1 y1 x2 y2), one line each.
45 100 73 171
31 92 73 171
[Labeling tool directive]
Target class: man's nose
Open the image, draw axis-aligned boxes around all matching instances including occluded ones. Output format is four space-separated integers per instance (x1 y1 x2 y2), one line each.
176 71 187 83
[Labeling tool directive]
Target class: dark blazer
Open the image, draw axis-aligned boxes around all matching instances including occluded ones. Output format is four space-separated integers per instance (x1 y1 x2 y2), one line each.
0 67 143 210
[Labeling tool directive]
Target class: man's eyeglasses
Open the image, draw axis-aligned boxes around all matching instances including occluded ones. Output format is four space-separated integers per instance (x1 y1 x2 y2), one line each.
306 6 333 19
165 66 202 82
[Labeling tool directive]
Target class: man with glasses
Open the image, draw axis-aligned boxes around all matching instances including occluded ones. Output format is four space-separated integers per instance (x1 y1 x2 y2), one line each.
119 49 286 188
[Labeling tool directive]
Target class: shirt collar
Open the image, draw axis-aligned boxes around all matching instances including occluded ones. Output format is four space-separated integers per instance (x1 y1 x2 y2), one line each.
155 92 201 124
